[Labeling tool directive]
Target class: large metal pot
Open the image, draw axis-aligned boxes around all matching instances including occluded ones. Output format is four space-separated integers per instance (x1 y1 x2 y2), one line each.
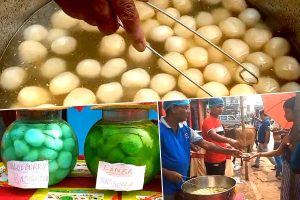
1 0 300 57
178 176 237 200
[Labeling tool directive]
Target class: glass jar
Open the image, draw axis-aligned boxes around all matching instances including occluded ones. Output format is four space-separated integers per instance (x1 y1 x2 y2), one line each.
84 108 160 184
0 110 79 186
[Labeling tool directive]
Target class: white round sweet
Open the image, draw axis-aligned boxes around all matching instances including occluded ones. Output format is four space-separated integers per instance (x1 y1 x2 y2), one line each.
245 52 273 72
78 20 99 32
47 29 68 44
238 8 261 27
23 24 48 42
196 81 229 97
128 45 153 64
51 10 78 29
158 52 188 75
174 16 196 39
76 59 101 79
274 56 300 81
150 25 174 42
184 47 208 68
222 0 247 13
35 104 56 108
63 88 96 106
121 68 150 89
230 84 256 96
194 25 223 47
253 77 280 93
202 0 222 5
280 82 300 92
149 0 169 9
150 73 176 95
219 17 246 38
96 82 123 103
264 37 291 58
40 57 67 79
207 46 225 62
133 88 161 102
204 63 231 85
49 72 80 95
244 28 272 50
178 68 204 97
18 40 47 63
101 58 127 79
142 19 160 39
172 0 193 15
235 63 260 84
162 91 187 100
0 67 27 90
222 61 238 82
51 36 77 55
98 33 126 58
165 36 187 53
195 12 214 27
211 8 232 24
222 39 250 62
17 86 50 107
156 8 180 27
135 1 155 21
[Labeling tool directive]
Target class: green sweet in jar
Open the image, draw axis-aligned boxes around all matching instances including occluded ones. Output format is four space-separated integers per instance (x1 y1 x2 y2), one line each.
53 168 70 185
120 134 143 156
89 156 101 175
49 160 59 173
14 140 30 158
1 134 12 149
45 124 63 138
24 128 45 147
44 136 63 151
40 148 58 160
2 146 17 161
123 156 143 166
10 125 27 140
57 151 73 169
23 149 39 161
60 123 73 138
63 138 76 152
107 148 126 163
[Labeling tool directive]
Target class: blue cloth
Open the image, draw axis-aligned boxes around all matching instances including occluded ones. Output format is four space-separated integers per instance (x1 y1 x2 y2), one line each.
290 142 300 174
163 100 190 111
159 119 202 195
208 98 224 107
257 118 270 143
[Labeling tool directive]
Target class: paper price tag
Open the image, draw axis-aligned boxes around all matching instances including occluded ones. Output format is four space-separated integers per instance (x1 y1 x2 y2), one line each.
7 160 49 188
96 161 146 191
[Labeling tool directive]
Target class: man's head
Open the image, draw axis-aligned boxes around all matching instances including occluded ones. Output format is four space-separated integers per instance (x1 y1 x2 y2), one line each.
208 98 224 116
259 109 267 119
283 96 295 122
163 99 191 122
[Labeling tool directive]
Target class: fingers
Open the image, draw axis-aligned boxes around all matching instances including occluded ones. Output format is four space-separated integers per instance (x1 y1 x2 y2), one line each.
90 0 119 34
111 0 146 51
54 0 90 20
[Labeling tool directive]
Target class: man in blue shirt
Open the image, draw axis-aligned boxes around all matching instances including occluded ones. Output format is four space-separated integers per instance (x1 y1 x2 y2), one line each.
252 110 276 168
160 100 242 200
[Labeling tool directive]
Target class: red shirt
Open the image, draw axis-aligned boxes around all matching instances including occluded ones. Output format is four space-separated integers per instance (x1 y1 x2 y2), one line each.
202 115 227 163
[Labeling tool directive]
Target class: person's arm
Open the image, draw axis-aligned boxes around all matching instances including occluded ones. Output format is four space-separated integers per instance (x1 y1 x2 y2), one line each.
264 129 270 146
162 168 183 183
207 129 242 150
198 139 242 157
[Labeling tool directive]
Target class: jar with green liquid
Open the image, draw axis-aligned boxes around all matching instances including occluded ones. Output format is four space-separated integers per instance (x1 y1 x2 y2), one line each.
1 110 79 186
84 106 160 184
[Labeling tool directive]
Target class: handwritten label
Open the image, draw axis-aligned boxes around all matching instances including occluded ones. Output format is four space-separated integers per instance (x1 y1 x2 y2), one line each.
96 161 146 191
7 160 49 188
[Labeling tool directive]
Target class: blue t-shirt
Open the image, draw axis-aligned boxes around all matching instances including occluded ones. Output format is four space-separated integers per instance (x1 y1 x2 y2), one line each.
159 118 202 195
257 118 270 143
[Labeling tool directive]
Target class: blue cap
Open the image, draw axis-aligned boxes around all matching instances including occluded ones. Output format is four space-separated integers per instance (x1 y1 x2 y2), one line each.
163 99 191 111
208 98 224 107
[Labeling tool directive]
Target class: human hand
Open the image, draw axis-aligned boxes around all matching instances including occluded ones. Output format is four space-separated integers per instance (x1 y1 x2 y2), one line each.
282 134 290 145
229 148 243 157
165 170 183 183
191 143 201 152
229 139 243 151
243 152 259 161
54 0 147 51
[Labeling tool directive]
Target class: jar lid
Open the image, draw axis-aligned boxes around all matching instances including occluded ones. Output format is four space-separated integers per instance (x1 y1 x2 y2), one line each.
91 102 157 110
